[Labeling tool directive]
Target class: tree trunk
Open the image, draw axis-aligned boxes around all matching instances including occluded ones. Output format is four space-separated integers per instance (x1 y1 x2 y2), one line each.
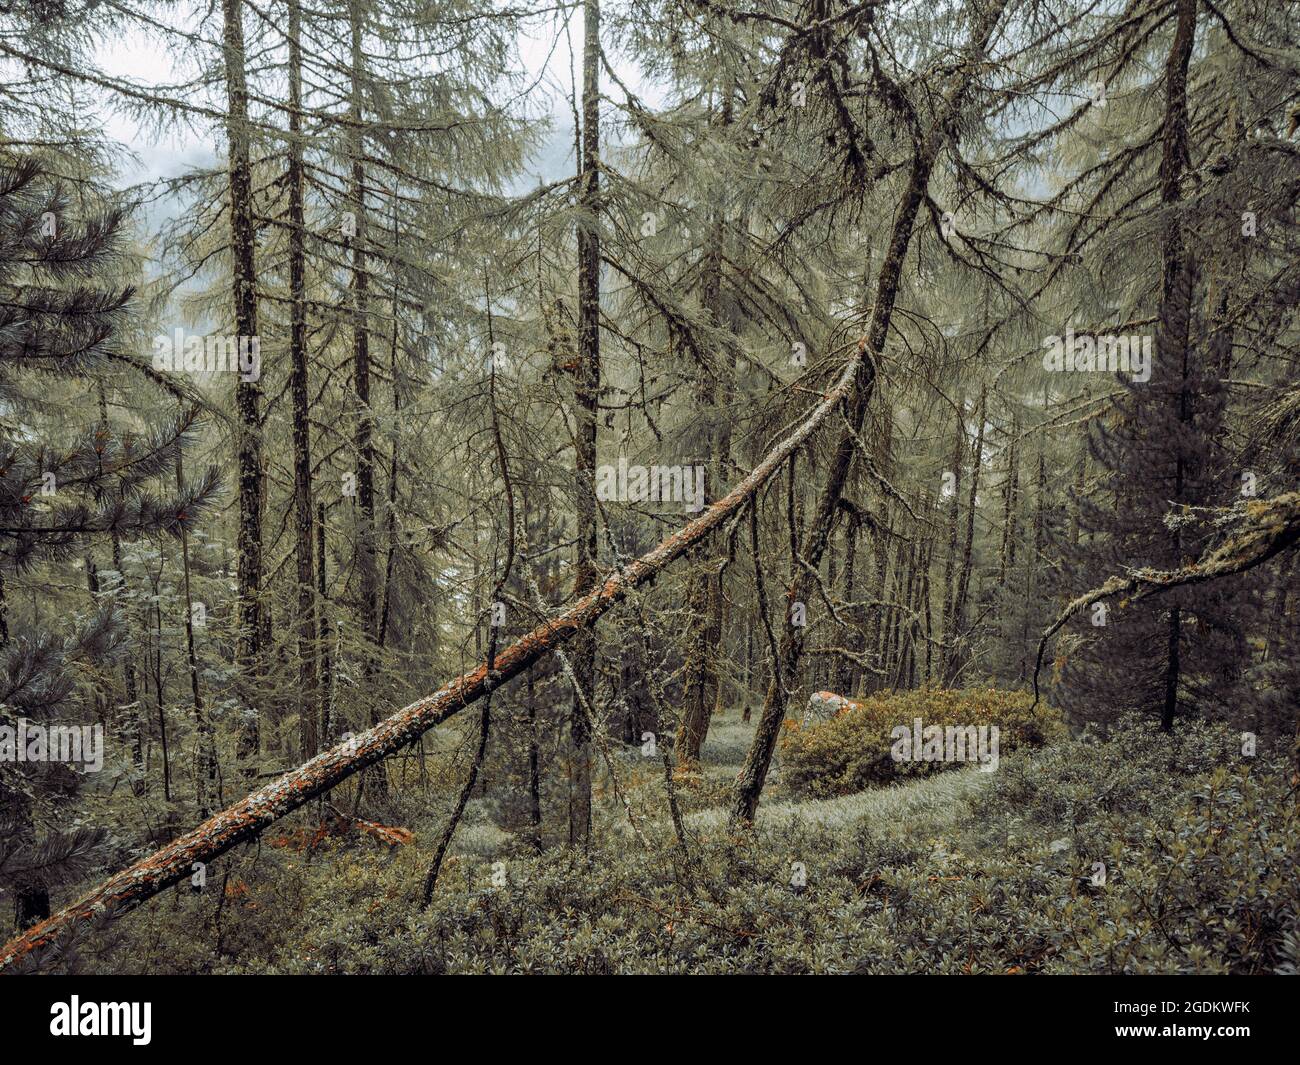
946 384 985 684
288 0 318 762
568 0 601 847
1157 0 1198 733
151 568 171 803
377 209 402 652
728 0 1006 827
317 502 335 744
940 398 964 646
99 388 143 787
678 82 737 761
177 452 216 815
997 412 1019 588
221 0 264 763
347 0 384 790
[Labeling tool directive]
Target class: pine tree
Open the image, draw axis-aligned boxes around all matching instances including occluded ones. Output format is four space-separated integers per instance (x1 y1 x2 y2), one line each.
0 149 218 927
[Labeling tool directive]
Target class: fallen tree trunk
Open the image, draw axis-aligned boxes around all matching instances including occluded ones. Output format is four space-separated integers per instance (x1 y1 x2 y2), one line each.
0 348 876 973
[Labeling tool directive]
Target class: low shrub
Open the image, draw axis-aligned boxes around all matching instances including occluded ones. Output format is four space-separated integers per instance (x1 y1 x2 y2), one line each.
53 714 1295 975
781 687 1064 797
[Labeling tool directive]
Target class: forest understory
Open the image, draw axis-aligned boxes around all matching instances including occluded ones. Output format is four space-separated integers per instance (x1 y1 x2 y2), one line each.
1 0 1298 980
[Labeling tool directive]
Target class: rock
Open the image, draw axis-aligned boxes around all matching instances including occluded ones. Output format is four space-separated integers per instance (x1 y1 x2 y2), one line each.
803 690 854 726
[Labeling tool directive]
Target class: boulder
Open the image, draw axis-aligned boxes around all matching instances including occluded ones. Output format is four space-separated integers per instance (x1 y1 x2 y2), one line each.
803 690 855 726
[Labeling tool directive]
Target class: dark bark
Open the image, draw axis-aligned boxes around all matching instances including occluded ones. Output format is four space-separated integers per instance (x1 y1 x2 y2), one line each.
288 0 318 761
221 0 264 762
151 568 170 802
1157 0 1198 733
317 502 335 744
569 0 601 847
678 83 737 762
346 0 384 789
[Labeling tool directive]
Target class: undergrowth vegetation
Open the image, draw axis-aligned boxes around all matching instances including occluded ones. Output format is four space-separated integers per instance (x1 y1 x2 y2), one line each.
51 713 1296 975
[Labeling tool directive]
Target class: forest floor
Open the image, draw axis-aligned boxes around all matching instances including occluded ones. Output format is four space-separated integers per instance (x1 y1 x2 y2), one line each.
607 711 990 837
55 707 1295 974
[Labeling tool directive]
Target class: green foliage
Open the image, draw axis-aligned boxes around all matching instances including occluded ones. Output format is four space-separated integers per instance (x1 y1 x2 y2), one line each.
963 716 1299 973
61 714 1294 975
780 688 1064 798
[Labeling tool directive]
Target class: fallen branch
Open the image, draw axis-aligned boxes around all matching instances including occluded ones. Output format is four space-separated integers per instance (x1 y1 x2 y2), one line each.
0 348 875 973
1031 492 1300 708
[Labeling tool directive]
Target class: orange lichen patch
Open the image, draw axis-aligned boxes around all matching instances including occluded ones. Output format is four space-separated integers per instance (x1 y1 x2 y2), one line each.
224 879 250 900
352 819 414 847
269 821 338 852
269 828 310 851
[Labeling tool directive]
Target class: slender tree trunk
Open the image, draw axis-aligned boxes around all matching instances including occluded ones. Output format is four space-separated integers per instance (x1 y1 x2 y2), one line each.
221 0 264 763
97 388 143 785
893 537 920 690
678 82 737 760
177 453 215 815
920 539 933 687
568 0 601 847
110 524 142 789
946 384 985 684
940 399 964 645
1157 0 1198 733
346 0 384 794
151 565 171 802
378 207 402 652
287 0 318 761
317 503 334 744
998 413 1020 588
1019 429 1047 680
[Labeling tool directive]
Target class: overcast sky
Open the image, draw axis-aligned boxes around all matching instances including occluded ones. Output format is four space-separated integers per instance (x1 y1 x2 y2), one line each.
91 7 662 197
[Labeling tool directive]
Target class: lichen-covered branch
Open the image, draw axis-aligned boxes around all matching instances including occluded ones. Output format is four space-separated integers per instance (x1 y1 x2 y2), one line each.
1031 492 1300 708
